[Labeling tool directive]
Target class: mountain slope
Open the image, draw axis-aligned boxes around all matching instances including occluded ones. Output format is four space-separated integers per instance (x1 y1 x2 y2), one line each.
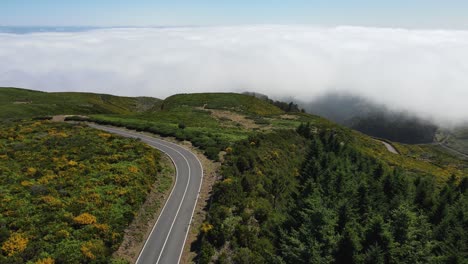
3 88 465 180
436 126 468 156
197 120 468 264
302 92 438 144
60 88 467 180
0 87 162 120
2 88 467 263
162 93 284 116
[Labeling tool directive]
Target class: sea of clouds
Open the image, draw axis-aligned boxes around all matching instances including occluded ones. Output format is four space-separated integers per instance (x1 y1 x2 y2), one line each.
0 25 467 124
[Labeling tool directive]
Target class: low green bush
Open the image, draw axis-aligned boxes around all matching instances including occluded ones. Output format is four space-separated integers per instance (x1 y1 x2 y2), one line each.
0 120 171 263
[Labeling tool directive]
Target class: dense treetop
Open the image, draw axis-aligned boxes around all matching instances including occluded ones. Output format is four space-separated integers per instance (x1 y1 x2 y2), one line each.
196 126 467 263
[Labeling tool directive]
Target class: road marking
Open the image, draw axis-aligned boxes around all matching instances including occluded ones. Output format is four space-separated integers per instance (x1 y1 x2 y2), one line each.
89 124 203 264
133 129 205 264
90 126 182 264
176 148 204 264
135 142 180 264
153 142 190 264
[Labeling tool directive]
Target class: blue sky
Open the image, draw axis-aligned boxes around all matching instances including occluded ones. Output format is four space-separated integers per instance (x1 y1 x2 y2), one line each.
1 0 468 28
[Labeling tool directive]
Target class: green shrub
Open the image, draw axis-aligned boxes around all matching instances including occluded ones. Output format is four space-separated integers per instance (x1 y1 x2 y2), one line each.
0 120 171 263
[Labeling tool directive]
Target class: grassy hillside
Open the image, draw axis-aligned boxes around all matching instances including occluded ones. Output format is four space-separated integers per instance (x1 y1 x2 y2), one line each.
162 93 284 116
352 131 468 184
4 87 466 180
0 120 172 263
80 91 467 181
0 87 161 120
2 88 467 263
0 88 467 179
81 93 292 160
436 126 468 155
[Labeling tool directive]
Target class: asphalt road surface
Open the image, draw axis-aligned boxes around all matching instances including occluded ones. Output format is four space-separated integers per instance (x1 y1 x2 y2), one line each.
89 124 203 264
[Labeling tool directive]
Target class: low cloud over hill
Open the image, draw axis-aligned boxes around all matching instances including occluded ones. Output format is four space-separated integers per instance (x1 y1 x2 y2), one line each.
1 25 467 125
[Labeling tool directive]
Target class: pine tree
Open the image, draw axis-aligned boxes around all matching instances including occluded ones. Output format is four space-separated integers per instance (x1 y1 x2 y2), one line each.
334 225 361 264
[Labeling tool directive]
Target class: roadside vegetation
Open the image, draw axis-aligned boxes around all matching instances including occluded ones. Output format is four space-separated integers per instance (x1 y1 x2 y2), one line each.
67 93 308 161
2 87 468 263
0 120 171 263
197 130 309 263
84 96 468 181
197 126 468 263
3 87 465 180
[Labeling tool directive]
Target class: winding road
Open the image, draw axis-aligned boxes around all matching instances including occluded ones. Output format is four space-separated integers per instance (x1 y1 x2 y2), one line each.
89 124 203 264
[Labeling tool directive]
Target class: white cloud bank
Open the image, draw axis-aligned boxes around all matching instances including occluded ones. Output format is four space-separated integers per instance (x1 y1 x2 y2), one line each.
0 25 467 124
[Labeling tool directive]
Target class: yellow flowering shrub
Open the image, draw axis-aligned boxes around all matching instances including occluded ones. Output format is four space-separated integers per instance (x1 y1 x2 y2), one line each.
128 166 139 173
80 240 104 260
73 213 97 225
35 257 55 264
98 133 112 139
26 167 37 176
200 222 213 233
0 121 169 262
1 233 28 256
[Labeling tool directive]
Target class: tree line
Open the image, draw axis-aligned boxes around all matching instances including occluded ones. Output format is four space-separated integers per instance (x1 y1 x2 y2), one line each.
196 123 467 263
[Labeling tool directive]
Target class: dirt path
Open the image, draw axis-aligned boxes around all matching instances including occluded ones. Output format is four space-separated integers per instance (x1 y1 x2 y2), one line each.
51 115 88 122
51 115 68 122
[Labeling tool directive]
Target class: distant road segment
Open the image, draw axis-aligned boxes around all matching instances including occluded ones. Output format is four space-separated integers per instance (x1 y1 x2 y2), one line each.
380 140 399 154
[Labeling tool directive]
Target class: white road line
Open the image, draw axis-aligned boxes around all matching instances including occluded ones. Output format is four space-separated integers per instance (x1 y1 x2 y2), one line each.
92 126 179 264
90 125 203 264
93 126 189 264
127 130 206 264
153 142 191 264
176 150 204 264
135 140 179 264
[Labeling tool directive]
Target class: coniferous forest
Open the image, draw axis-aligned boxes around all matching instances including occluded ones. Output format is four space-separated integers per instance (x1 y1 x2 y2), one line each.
1 89 466 263
197 126 467 263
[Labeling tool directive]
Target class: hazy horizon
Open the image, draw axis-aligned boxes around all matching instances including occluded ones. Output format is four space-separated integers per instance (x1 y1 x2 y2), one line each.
1 25 467 126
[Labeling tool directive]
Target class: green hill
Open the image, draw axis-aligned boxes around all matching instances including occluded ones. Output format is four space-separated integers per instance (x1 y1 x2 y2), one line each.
55 88 465 181
197 125 468 264
2 87 467 263
436 126 468 156
3 87 465 181
162 93 284 116
0 87 162 120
